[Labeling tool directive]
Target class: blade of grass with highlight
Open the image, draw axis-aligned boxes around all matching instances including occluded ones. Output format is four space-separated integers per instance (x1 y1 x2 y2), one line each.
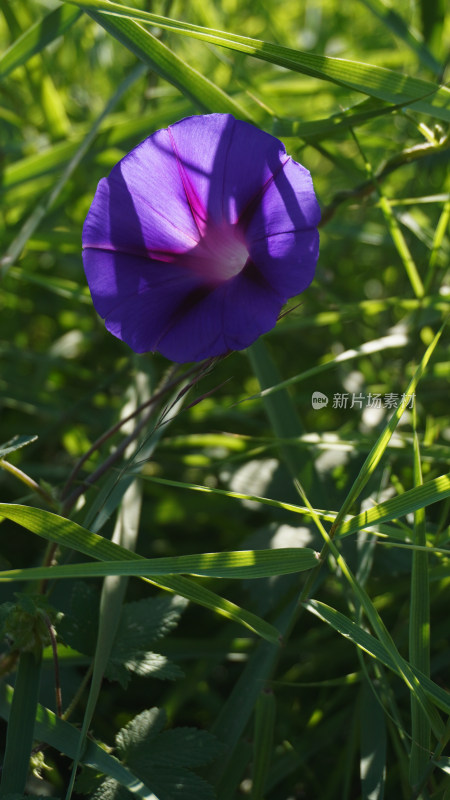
351 128 425 298
327 322 446 535
295 485 445 740
409 410 431 791
0 5 82 79
304 600 450 717
143 472 450 539
63 0 450 121
85 6 251 119
0 505 280 644
0 547 320 583
239 331 410 403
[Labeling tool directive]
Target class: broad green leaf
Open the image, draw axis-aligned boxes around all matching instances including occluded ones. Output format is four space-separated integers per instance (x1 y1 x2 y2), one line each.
0 505 280 643
64 0 450 122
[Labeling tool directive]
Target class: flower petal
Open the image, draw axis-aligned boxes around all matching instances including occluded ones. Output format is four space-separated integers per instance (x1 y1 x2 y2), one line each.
82 248 206 353
83 129 201 259
82 114 321 362
244 156 321 297
156 262 283 362
168 114 288 226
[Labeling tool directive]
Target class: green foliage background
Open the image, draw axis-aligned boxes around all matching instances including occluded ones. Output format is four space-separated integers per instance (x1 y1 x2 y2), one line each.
0 0 449 798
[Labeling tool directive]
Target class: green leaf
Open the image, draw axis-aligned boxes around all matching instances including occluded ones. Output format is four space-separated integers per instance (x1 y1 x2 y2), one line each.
0 683 159 799
0 5 82 79
64 0 450 121
357 0 441 75
251 689 276 800
92 709 224 800
304 599 450 716
0 547 320 582
0 434 38 458
336 472 450 537
107 596 187 687
0 504 281 643
360 680 386 800
85 7 250 119
0 652 42 796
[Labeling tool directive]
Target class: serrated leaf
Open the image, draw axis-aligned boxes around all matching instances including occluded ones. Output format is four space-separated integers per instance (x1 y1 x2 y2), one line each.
58 582 99 656
113 596 188 649
117 709 167 757
106 652 183 688
134 728 224 769
107 596 187 686
136 768 217 800
60 590 185 686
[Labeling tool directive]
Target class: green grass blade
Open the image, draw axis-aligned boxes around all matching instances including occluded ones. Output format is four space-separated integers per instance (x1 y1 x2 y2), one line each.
240 330 410 403
357 0 441 75
360 679 386 800
0 651 42 795
251 689 276 800
296 489 445 741
85 7 250 118
0 505 280 644
0 434 38 458
0 683 159 799
274 97 399 140
0 63 146 278
409 415 431 791
247 339 318 496
141 472 450 539
64 0 450 121
336 472 450 537
328 322 445 533
0 5 82 79
208 601 296 787
65 478 143 800
0 547 320 582
351 130 425 298
304 600 450 717
360 681 386 800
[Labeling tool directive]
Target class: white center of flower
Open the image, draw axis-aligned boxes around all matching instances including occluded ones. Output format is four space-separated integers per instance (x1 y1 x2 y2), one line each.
182 224 249 285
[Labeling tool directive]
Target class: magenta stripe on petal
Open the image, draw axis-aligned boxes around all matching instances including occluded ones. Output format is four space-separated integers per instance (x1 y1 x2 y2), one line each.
82 113 320 362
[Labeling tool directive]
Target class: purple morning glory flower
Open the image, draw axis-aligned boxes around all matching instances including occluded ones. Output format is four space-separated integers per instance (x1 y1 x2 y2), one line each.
82 114 320 362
